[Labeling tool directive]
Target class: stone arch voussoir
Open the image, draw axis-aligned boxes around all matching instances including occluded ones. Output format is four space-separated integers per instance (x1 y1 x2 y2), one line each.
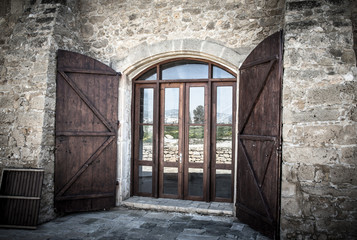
113 39 249 79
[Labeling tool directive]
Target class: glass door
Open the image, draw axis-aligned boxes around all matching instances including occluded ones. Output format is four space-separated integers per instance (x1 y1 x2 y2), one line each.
159 83 208 200
133 59 237 202
184 83 208 201
159 83 184 199
133 84 156 196
211 82 236 202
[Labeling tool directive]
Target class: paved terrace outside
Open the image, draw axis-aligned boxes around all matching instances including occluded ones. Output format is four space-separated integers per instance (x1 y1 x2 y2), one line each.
0 197 270 240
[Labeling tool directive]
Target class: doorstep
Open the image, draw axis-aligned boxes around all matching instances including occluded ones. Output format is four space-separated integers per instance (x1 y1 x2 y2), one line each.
120 196 234 216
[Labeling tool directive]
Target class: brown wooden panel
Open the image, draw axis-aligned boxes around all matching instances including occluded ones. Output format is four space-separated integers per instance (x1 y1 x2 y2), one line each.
0 169 44 229
236 31 283 239
55 50 119 213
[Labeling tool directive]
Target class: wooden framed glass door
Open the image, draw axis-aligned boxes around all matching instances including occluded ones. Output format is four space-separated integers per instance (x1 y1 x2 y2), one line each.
159 83 184 199
184 83 208 201
132 59 236 202
133 84 156 196
159 83 208 200
211 82 236 202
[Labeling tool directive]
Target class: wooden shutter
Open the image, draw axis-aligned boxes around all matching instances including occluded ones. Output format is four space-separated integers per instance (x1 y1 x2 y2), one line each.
55 50 119 213
0 169 44 229
236 31 283 238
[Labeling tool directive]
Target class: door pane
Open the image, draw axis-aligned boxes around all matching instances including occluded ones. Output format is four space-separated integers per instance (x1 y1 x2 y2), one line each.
139 166 152 193
217 86 233 124
165 88 179 124
188 126 204 163
189 87 205 124
161 60 208 80
188 168 203 197
216 169 231 199
163 167 178 195
216 126 232 164
139 125 153 161
140 88 154 123
164 126 179 162
212 66 235 79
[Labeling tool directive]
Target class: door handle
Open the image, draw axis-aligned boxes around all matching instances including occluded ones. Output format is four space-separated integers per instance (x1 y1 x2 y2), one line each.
179 153 182 163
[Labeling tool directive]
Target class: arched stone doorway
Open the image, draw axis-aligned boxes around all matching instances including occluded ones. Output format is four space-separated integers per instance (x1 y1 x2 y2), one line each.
114 39 246 204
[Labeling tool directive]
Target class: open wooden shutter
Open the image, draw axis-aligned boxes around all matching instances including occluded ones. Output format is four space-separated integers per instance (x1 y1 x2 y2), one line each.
55 50 119 213
236 31 283 238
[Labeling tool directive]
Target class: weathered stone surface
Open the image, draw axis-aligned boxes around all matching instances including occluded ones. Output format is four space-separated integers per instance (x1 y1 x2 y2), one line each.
0 1 84 224
282 1 357 238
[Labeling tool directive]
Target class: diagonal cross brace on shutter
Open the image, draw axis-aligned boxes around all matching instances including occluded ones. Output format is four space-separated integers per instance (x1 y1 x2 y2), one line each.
239 57 277 133
55 135 116 199
58 70 116 133
238 138 275 223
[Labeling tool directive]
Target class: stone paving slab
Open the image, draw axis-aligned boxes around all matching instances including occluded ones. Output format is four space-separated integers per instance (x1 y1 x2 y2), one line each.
121 196 234 216
0 206 271 240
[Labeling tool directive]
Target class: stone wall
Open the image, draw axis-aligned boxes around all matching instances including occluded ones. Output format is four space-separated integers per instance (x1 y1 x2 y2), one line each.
77 0 285 204
78 0 285 66
0 0 83 223
281 0 357 239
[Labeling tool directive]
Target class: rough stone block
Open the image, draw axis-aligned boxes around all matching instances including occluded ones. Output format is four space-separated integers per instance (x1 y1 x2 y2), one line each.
280 217 315 234
0 135 8 146
284 124 356 147
30 95 45 110
0 95 13 108
286 20 319 32
298 164 315 181
0 111 15 124
11 129 26 147
17 111 44 127
306 82 356 105
281 197 302 217
300 181 357 199
283 108 341 123
148 40 174 57
315 218 357 237
286 1 321 11
330 165 357 185
340 146 357 166
281 162 298 182
281 181 296 197
282 146 338 165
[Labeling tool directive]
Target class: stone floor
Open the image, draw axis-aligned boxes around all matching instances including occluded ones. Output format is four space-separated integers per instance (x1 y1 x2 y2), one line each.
0 206 270 240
